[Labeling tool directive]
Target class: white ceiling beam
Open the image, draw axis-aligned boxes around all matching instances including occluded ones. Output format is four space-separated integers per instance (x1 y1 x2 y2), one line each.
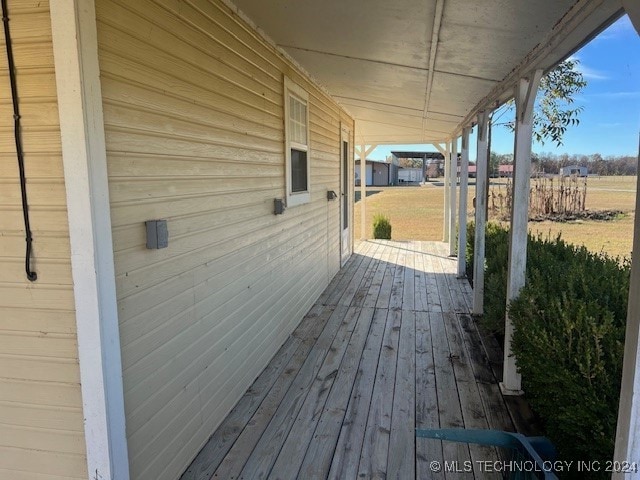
421 0 446 139
432 143 447 155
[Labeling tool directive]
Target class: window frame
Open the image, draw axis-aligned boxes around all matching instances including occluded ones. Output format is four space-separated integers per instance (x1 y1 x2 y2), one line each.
284 77 311 207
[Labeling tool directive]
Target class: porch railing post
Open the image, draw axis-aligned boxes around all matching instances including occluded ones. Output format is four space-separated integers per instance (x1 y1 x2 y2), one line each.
443 141 451 242
457 127 471 276
472 112 490 315
501 70 542 395
449 137 458 256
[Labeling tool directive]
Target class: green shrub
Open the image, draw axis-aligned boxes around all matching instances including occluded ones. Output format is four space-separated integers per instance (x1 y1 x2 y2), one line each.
465 222 510 335
373 214 392 239
466 222 630 477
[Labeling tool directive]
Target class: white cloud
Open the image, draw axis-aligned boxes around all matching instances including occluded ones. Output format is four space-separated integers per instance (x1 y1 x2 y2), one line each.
590 91 640 99
567 55 610 81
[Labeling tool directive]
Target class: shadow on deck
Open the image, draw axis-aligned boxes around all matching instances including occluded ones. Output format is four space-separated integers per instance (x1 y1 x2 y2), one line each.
181 240 537 479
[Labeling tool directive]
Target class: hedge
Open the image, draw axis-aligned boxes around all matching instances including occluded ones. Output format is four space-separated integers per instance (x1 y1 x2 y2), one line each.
467 222 630 477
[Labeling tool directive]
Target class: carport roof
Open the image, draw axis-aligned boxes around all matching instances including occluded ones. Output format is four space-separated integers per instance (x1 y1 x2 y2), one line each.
391 151 445 159
230 0 623 145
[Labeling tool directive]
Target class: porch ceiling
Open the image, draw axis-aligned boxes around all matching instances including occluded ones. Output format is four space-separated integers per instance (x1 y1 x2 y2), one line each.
231 0 623 144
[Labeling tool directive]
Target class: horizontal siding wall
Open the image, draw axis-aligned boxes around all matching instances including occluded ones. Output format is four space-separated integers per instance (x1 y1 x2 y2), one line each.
0 1 87 479
95 0 354 478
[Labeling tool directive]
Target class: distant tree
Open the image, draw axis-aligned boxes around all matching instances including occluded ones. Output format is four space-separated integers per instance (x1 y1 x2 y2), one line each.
397 157 423 168
530 151 637 176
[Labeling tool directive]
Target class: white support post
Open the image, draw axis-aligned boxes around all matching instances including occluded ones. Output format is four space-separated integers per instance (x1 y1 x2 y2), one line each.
501 70 543 396
613 136 640 478
50 1 130 478
443 141 451 242
457 127 471 276
358 144 376 239
448 137 458 256
615 3 640 469
473 112 490 316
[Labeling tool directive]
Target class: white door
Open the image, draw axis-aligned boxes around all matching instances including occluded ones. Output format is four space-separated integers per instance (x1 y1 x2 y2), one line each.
340 127 351 265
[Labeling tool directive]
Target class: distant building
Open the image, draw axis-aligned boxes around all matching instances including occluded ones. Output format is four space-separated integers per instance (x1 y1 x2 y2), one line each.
390 151 444 184
398 167 423 183
457 165 477 178
560 165 588 177
355 159 395 186
499 164 514 178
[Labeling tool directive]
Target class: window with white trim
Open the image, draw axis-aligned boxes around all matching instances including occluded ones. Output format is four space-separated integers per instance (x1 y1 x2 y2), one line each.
284 77 310 206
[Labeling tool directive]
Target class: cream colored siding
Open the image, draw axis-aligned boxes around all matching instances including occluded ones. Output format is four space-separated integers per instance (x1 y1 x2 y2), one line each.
0 1 87 479
95 0 354 478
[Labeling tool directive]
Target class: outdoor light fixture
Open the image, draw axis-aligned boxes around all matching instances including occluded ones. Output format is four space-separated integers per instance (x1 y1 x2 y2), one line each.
274 198 285 215
146 220 169 249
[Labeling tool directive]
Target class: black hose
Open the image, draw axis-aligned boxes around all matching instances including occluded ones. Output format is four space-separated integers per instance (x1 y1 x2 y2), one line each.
2 0 37 281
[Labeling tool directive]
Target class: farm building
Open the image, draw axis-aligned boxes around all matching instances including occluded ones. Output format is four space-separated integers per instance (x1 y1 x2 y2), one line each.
457 164 477 178
355 159 394 186
560 165 589 176
391 150 444 183
1 1 639 480
499 164 514 177
398 167 423 183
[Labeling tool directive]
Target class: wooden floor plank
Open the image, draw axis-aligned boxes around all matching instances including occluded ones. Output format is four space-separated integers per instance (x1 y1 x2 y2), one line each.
352 242 384 308
439 255 472 315
267 307 373 479
296 307 378 478
363 243 389 309
323 241 376 306
375 243 399 310
182 241 538 480
213 305 351 479
327 308 388 479
387 309 416 480
422 251 443 313
181 303 328 480
431 255 457 314
430 311 474 480
457 314 514 433
317 245 367 305
443 312 501 479
415 310 444 479
414 247 430 312
401 246 416 312
389 247 406 311
358 309 402 478
337 243 380 307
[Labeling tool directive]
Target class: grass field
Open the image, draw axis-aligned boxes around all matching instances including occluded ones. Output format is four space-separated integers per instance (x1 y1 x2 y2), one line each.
354 175 637 259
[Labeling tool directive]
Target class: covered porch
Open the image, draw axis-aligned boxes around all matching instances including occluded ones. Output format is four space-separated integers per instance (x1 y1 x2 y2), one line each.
182 241 534 479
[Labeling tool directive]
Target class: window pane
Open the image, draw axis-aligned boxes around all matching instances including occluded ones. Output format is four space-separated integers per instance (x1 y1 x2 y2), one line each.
289 95 307 145
299 102 307 144
291 149 308 193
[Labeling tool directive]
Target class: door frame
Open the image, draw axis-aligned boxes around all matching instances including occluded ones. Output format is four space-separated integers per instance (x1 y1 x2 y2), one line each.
340 124 352 266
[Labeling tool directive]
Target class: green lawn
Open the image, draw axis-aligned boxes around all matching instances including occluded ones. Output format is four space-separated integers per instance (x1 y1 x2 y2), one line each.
354 176 637 259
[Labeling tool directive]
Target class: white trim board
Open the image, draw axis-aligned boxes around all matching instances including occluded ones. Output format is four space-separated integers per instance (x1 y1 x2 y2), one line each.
50 1 130 478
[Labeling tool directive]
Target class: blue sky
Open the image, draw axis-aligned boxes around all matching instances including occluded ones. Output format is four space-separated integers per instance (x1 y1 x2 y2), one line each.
369 14 639 161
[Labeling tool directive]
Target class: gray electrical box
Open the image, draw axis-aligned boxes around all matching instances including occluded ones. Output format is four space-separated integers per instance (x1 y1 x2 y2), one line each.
146 220 168 249
274 198 285 215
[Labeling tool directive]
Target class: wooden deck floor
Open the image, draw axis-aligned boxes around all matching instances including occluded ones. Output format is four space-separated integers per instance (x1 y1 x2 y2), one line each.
181 240 527 480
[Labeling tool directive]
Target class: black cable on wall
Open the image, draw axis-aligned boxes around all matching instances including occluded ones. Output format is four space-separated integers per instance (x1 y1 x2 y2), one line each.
2 0 37 281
